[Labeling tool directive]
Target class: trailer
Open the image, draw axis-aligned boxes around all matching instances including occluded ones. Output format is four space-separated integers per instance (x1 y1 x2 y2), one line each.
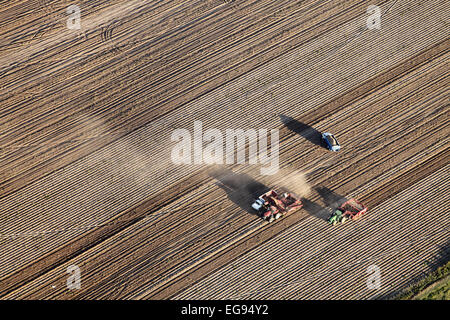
252 189 303 222
328 198 367 225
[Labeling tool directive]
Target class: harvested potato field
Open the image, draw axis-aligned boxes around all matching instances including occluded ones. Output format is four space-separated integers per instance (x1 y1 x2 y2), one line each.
0 0 449 300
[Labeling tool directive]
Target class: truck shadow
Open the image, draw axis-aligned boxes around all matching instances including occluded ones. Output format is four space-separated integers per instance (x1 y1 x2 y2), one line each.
210 168 270 215
279 114 325 148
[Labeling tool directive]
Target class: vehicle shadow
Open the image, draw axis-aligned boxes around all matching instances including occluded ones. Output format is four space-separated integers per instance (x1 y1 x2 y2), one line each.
301 187 349 221
279 114 324 148
316 186 348 208
210 168 270 215
301 198 330 221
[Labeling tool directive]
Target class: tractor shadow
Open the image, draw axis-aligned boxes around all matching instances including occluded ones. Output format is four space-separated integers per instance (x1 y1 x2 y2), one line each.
279 114 325 149
301 187 349 221
301 198 329 221
316 186 348 208
210 168 270 216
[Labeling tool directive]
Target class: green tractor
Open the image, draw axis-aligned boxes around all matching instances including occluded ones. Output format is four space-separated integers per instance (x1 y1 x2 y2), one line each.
328 199 367 225
328 209 347 225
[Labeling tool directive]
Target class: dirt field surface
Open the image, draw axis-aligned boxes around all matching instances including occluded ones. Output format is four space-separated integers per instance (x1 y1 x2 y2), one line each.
0 0 448 299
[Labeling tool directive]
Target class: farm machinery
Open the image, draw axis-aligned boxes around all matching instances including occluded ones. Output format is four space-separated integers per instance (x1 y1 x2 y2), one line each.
252 189 303 222
328 198 367 225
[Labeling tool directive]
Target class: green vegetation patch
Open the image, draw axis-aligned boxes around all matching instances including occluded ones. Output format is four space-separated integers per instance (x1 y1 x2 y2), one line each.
396 261 450 300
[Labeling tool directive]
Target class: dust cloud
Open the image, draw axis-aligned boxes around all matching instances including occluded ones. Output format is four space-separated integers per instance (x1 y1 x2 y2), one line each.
263 169 311 198
209 165 311 200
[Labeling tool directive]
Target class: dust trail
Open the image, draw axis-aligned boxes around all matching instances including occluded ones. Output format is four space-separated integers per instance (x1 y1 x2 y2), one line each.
208 166 269 200
209 166 311 200
263 169 311 198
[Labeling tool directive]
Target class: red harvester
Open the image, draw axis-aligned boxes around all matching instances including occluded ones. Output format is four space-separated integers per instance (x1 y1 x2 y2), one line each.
252 189 303 222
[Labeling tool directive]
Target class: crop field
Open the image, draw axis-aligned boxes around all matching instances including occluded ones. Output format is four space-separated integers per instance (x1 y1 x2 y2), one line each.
0 0 448 300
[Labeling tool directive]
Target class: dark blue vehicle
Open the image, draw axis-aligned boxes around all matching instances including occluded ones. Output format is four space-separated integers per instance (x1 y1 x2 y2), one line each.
321 132 341 152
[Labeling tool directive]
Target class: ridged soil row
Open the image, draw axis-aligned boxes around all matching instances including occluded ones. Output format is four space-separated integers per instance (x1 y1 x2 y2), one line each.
3 57 447 299
172 164 449 299
0 33 444 296
0 0 412 276
0 16 446 238
0 0 442 242
0 0 387 198
145 89 448 298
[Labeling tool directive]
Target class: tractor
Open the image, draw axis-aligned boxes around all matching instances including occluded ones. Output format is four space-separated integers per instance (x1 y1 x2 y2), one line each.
328 198 367 225
252 189 303 222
